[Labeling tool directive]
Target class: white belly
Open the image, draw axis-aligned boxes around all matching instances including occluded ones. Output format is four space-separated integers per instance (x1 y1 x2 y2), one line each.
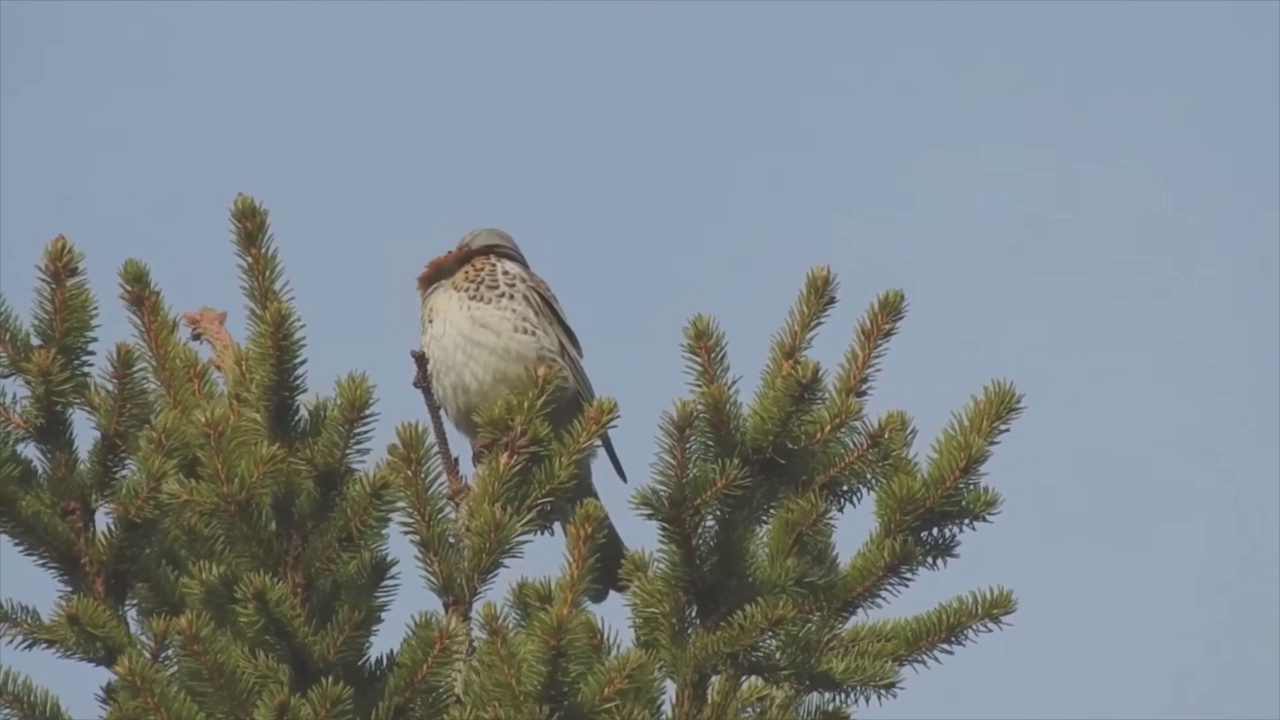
421 287 560 439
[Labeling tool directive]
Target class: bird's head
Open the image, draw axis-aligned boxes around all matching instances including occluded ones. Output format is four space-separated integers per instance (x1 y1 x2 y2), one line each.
456 228 529 265
417 228 530 296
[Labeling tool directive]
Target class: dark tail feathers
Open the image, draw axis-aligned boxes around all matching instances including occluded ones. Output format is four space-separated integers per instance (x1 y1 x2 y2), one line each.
581 510 627 604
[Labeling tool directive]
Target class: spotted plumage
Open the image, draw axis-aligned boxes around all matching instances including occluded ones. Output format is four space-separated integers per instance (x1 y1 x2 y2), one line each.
417 228 628 603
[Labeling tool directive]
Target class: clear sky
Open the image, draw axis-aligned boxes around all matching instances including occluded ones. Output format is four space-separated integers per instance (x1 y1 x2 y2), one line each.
2 2 1277 718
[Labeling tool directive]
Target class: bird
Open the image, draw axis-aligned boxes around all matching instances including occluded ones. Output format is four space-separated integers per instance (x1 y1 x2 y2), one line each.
416 228 628 603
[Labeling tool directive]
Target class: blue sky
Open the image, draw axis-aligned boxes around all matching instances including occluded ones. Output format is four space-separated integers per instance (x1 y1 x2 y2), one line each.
2 2 1277 718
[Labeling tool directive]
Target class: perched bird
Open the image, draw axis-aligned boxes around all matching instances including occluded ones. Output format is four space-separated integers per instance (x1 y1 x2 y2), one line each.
417 228 628 603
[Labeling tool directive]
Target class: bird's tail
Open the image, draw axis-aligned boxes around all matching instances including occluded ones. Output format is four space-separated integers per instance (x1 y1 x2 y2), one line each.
565 466 628 605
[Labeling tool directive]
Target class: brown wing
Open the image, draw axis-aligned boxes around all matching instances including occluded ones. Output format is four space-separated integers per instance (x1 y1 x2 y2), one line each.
526 272 628 484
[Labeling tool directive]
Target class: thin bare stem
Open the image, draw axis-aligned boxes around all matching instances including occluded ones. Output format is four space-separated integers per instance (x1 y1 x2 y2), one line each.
410 349 475 695
410 349 467 507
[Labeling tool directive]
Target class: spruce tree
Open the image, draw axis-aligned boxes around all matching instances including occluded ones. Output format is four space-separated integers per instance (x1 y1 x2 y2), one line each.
1 194 1023 719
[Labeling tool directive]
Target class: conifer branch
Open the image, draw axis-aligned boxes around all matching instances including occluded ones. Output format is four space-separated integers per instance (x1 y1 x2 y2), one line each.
2 197 1022 719
0 663 75 720
230 194 306 442
406 345 475 700
119 259 215 410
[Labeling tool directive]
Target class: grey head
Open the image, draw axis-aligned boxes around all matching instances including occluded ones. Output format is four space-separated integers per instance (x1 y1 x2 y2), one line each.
457 228 531 269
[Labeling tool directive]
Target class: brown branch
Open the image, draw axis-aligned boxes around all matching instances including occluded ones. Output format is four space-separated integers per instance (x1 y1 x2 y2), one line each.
182 306 243 412
58 498 109 601
182 307 234 372
410 349 475 686
0 401 35 440
411 349 467 506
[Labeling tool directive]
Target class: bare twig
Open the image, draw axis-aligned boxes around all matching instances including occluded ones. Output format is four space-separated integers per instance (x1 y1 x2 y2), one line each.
411 348 475 680
411 349 467 505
